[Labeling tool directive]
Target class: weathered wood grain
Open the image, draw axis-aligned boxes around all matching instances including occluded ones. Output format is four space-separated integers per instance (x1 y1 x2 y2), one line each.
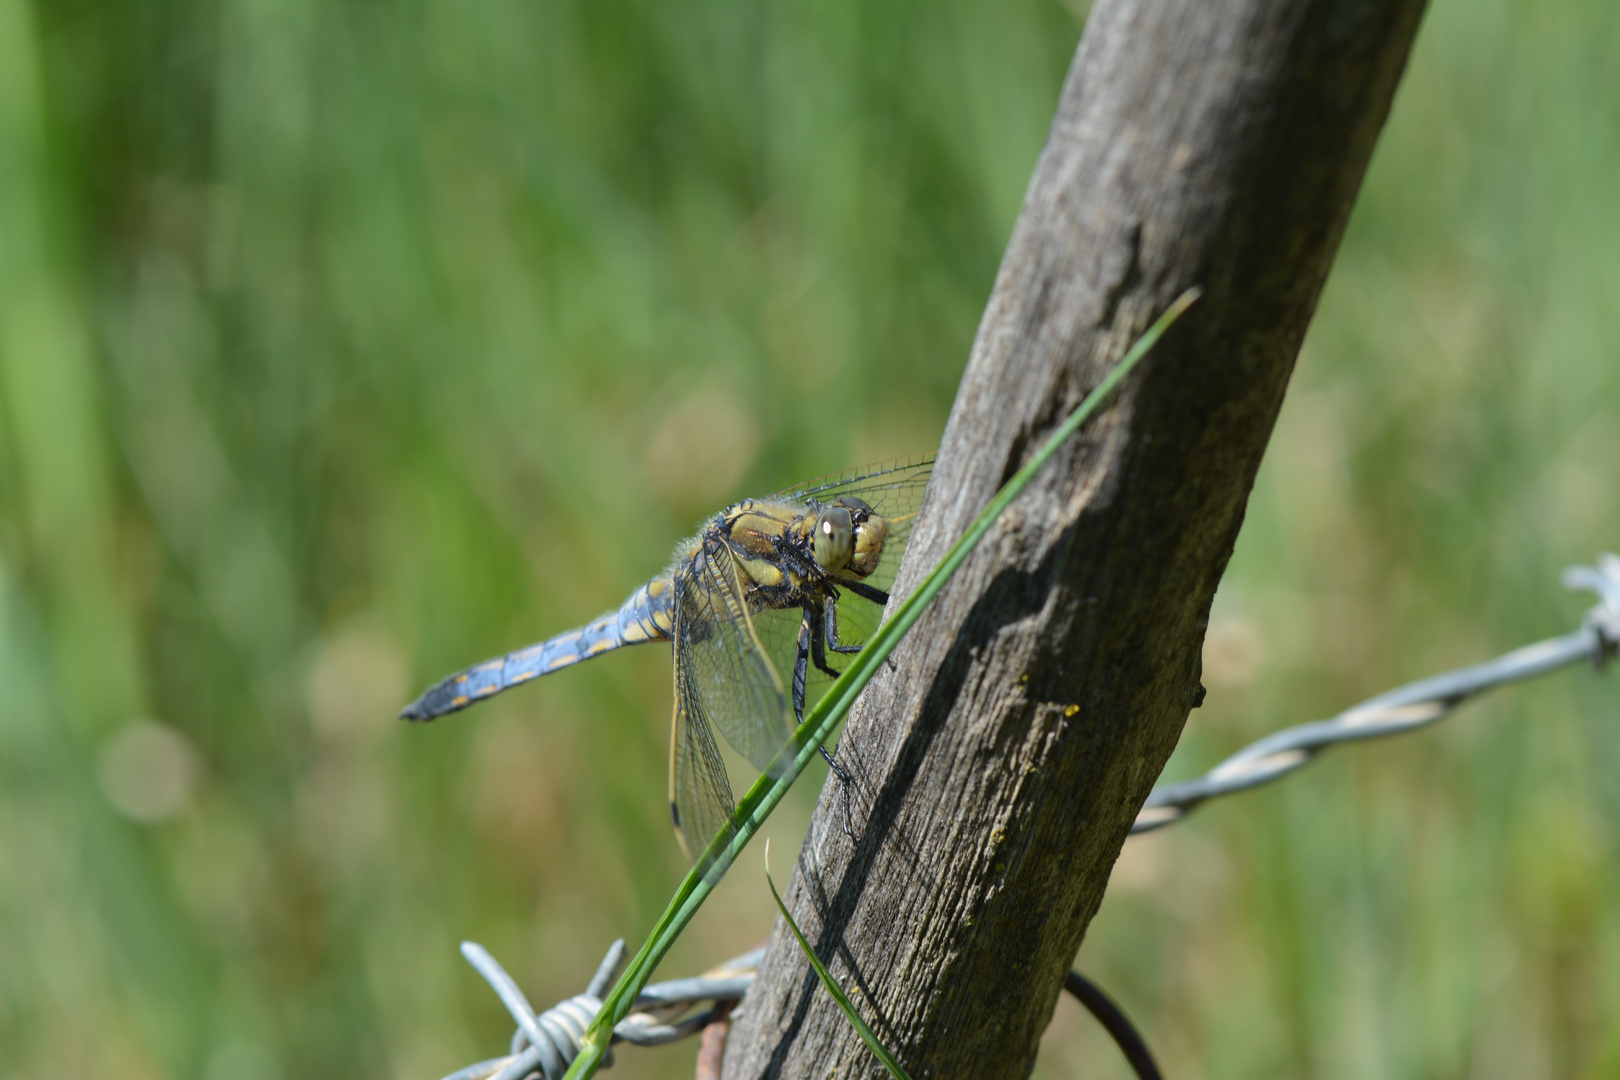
723 1 1428 1076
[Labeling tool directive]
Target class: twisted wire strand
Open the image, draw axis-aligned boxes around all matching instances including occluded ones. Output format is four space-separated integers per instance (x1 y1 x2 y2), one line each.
439 942 761 1080
439 555 1620 1079
1133 554 1620 834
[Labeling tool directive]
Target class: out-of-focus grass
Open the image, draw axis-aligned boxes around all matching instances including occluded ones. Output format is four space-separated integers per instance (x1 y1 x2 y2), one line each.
0 2 1614 1078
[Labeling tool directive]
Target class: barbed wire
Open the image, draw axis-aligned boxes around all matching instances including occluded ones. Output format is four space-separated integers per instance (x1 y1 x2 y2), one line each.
440 940 762 1080
439 554 1620 1080
1133 553 1620 833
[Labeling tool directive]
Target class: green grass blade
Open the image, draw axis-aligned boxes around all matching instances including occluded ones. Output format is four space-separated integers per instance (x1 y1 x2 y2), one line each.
765 842 913 1080
564 289 1199 1079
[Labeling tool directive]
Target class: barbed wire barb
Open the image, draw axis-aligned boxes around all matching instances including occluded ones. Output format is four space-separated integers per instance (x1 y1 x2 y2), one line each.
437 942 763 1080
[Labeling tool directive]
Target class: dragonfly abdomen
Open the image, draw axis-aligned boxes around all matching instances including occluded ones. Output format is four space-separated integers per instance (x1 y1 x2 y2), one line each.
399 576 676 721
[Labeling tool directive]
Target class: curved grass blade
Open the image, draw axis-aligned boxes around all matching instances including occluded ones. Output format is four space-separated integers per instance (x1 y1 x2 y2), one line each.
562 288 1200 1079
765 841 912 1080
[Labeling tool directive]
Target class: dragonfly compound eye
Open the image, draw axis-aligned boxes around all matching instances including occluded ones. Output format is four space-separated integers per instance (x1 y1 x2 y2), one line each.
847 513 889 578
813 506 855 572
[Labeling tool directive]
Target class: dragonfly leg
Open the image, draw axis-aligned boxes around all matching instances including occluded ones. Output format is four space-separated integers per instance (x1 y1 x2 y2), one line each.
805 600 859 843
820 743 859 844
793 602 843 718
792 606 812 723
809 600 841 678
842 579 889 607
824 598 862 656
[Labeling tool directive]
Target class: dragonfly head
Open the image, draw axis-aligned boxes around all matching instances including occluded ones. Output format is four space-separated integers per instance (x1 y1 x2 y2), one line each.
810 496 888 578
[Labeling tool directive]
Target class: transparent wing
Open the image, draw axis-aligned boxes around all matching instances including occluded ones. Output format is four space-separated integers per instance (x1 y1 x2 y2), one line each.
761 454 936 714
669 658 736 865
668 535 796 863
772 453 934 543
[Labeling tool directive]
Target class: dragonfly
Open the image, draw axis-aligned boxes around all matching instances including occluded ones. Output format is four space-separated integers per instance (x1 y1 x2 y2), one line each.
401 455 934 865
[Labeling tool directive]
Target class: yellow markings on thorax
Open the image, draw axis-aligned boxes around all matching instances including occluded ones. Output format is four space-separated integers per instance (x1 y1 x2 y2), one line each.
739 557 786 589
724 506 795 549
720 500 816 592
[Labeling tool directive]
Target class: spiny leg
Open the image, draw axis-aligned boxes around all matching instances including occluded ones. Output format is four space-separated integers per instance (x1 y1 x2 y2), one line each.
842 579 888 607
804 599 858 843
824 597 862 656
792 605 812 723
809 599 841 677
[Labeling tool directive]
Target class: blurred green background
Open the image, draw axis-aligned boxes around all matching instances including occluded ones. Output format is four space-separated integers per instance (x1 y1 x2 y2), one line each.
2 1 1617 1077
